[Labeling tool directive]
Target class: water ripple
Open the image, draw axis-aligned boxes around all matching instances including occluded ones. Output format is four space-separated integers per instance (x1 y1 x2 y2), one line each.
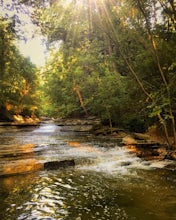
0 123 176 220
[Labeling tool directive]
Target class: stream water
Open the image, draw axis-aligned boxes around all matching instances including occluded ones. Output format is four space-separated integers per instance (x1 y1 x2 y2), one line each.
0 122 176 220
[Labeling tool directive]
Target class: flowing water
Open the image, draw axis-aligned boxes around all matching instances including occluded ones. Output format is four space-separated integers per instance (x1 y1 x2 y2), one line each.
0 122 176 220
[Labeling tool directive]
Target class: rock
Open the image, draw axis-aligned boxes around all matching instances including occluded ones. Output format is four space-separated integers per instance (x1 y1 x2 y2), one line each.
120 161 132 166
44 160 75 170
56 117 101 126
0 115 40 126
56 117 101 132
165 151 176 160
60 125 93 132
0 159 43 177
91 127 107 135
92 126 125 136
125 144 168 160
13 115 40 125
122 135 137 145
171 152 176 160
145 125 168 145
165 163 176 170
0 159 76 177
0 144 36 159
133 133 151 140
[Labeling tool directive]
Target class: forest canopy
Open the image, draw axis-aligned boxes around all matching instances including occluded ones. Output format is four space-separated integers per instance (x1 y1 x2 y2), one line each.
0 0 176 144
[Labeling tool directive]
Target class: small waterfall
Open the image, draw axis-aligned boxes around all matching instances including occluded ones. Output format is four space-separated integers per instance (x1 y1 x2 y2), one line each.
32 122 59 133
61 142 174 175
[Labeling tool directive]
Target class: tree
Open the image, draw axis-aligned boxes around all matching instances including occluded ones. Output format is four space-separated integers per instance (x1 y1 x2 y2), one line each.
119 0 176 145
35 0 176 145
0 17 38 120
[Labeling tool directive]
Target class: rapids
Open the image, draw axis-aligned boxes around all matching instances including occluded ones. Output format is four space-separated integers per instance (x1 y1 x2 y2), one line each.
0 121 176 220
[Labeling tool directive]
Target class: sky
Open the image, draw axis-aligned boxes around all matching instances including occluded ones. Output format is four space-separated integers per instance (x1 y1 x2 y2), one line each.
17 37 47 67
0 0 47 67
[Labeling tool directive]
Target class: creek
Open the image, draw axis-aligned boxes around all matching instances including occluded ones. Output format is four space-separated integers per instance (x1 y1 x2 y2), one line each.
0 121 176 220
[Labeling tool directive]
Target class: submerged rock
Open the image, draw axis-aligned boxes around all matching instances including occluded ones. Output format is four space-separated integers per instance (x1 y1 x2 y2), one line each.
44 160 75 170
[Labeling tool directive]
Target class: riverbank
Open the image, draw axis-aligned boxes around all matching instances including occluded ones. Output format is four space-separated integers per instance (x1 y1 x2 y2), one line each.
0 119 175 177
93 125 176 162
0 115 40 126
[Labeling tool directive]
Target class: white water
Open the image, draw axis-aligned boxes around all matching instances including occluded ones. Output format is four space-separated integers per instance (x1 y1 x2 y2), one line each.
0 122 173 176
27 122 174 175
1 122 176 220
32 122 59 133
63 144 173 175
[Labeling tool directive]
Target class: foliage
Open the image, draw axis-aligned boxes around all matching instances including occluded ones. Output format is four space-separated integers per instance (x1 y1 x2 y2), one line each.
35 0 176 138
0 17 38 120
1 0 176 145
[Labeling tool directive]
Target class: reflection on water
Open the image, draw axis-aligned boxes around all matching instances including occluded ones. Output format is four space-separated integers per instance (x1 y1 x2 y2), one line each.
0 122 176 220
0 169 176 220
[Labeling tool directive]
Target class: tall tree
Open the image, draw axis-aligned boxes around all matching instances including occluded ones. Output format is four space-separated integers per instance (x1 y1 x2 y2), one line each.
36 0 176 145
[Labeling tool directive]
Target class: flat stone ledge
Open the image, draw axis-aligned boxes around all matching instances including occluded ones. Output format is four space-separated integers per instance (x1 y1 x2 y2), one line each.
0 159 76 177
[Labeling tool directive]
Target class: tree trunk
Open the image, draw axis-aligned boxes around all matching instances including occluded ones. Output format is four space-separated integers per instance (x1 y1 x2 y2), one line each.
136 0 176 147
74 85 89 116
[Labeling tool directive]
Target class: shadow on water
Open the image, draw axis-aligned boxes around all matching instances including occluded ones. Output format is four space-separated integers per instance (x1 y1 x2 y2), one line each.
0 122 176 220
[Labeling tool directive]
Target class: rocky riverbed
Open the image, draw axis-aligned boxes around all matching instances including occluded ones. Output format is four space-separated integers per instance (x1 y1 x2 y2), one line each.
0 117 175 177
55 117 176 162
